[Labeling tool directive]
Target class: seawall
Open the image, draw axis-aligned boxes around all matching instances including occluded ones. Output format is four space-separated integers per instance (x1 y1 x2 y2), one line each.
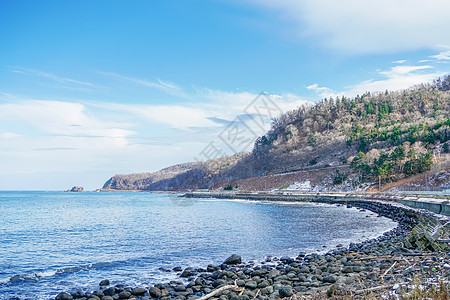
184 191 450 217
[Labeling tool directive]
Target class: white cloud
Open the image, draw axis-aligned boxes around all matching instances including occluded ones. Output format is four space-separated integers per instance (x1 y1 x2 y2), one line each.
104 104 220 130
244 0 450 53
307 64 444 98
306 83 340 99
393 60 407 64
0 99 136 153
430 50 450 61
379 65 433 77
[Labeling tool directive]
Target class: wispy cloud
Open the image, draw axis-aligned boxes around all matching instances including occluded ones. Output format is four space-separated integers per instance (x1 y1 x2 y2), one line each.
430 50 450 61
379 65 433 77
13 67 94 87
307 62 444 99
244 0 450 54
99 71 185 96
306 84 339 99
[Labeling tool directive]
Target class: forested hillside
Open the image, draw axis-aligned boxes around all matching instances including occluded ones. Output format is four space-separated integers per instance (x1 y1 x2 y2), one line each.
102 76 450 191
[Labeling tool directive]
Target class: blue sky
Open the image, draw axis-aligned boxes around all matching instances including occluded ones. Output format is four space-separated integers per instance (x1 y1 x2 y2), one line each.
0 0 449 190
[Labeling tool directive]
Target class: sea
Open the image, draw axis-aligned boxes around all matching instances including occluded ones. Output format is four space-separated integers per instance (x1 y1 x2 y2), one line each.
0 191 397 299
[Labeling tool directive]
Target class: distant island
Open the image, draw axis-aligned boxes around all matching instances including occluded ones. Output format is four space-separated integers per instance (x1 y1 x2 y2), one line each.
102 76 450 193
66 186 84 192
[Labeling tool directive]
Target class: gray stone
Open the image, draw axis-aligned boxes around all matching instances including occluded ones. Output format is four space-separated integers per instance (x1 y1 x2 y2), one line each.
93 291 105 298
103 287 116 296
342 266 354 273
149 287 162 298
223 254 242 265
174 285 186 292
278 287 293 298
257 280 270 288
180 268 192 278
99 280 110 286
132 287 146 296
244 281 257 289
56 293 74 300
118 291 131 299
268 269 280 278
299 267 310 274
322 275 337 284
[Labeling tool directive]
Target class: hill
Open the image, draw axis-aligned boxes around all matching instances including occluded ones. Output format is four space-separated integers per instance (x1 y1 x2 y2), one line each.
102 76 450 192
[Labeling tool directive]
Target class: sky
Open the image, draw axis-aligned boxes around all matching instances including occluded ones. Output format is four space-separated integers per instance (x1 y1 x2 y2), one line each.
0 0 449 190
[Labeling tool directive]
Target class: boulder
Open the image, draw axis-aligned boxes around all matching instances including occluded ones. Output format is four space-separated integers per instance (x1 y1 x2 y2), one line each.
149 286 162 298
55 292 73 300
278 287 293 298
223 254 242 265
99 279 110 286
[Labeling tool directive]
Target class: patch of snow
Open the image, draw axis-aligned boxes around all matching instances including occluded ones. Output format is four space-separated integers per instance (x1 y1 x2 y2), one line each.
289 180 312 191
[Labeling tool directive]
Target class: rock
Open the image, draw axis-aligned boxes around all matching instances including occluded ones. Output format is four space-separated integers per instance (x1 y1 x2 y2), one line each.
322 275 337 283
55 293 74 300
257 280 270 288
118 291 131 299
174 285 186 292
101 297 114 300
88 295 100 300
103 287 116 296
99 279 110 286
71 291 85 298
149 286 162 298
299 267 310 274
66 186 84 192
268 269 280 278
342 266 353 273
278 286 293 298
132 288 146 296
244 281 257 289
180 267 193 278
223 254 242 265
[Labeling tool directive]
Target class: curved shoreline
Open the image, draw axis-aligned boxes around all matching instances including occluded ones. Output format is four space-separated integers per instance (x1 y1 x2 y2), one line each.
53 193 449 300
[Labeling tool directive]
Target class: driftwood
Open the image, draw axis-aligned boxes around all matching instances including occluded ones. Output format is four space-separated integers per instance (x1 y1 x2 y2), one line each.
198 284 244 300
382 261 397 277
354 284 398 294
402 253 425 256
356 255 398 261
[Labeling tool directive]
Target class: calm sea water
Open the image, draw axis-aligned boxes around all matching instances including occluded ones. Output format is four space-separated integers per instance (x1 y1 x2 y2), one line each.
0 191 397 299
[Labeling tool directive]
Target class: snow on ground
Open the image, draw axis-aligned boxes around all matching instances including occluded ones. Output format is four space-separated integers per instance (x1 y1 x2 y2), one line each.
288 180 312 191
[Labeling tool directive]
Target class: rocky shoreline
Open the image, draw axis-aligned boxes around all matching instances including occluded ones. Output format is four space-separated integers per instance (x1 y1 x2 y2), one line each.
54 198 450 300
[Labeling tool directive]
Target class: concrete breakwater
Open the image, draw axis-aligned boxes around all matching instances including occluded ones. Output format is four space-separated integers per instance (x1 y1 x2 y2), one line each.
53 191 450 300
